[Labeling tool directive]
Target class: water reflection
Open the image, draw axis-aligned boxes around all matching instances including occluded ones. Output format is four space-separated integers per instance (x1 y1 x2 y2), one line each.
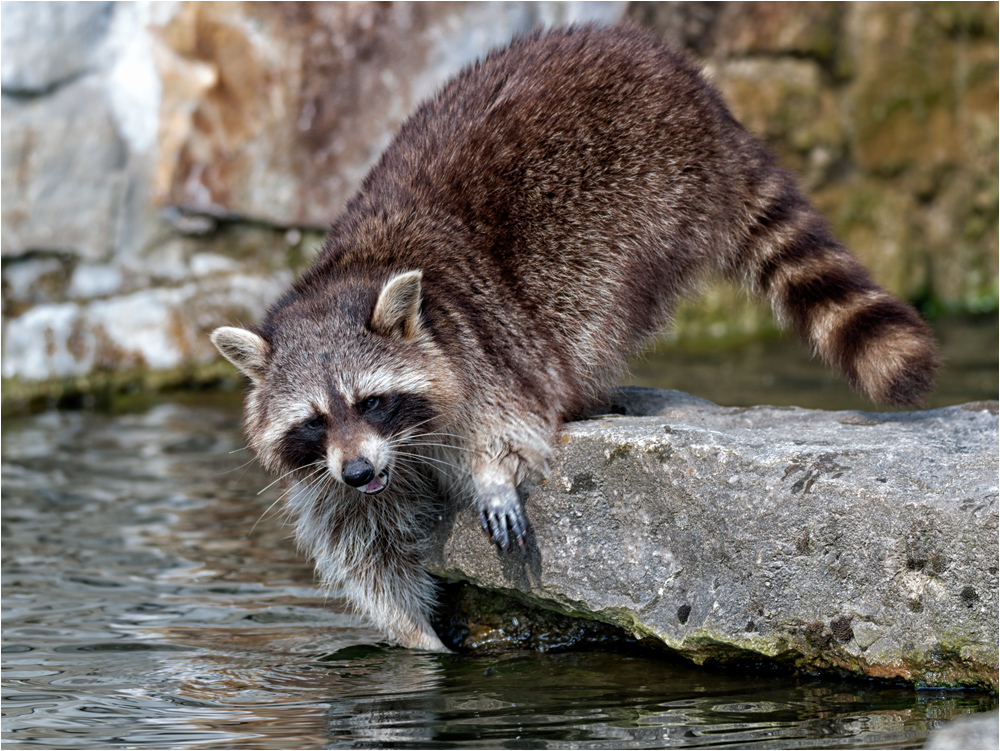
2 354 997 748
319 650 993 749
630 315 999 410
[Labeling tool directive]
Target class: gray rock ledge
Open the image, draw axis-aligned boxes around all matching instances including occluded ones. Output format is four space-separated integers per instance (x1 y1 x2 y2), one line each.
427 387 999 689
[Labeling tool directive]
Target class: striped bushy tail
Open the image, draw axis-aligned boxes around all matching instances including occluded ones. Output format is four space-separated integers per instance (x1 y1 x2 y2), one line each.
734 172 939 407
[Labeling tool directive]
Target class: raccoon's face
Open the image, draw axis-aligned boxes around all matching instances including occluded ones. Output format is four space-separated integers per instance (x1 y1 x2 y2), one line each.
270 387 439 495
212 270 454 494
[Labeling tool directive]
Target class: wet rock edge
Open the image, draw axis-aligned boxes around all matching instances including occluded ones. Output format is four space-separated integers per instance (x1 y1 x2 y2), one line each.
427 387 1000 691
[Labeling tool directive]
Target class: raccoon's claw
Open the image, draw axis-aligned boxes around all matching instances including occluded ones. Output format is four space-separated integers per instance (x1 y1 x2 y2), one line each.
478 504 529 553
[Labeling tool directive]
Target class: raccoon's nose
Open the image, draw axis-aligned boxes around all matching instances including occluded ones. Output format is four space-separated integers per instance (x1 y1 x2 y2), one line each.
342 458 376 487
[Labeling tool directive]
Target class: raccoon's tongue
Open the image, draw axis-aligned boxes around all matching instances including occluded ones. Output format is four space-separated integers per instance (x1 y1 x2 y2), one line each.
361 470 389 495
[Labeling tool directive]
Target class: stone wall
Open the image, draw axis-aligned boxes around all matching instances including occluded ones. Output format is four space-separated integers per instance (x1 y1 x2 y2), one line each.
2 1 997 407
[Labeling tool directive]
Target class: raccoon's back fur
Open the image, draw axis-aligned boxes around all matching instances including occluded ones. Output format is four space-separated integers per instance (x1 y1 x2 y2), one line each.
212 26 939 652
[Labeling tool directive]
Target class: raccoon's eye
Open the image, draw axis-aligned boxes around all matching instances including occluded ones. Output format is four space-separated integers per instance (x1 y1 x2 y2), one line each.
304 417 325 431
359 396 380 414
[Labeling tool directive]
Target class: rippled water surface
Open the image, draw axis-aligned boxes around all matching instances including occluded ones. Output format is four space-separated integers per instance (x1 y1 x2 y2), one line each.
3 320 998 749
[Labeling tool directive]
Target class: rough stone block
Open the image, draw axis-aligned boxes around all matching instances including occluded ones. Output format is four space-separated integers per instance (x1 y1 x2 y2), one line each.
0 1 115 93
0 274 289 381
1 77 127 261
429 388 999 689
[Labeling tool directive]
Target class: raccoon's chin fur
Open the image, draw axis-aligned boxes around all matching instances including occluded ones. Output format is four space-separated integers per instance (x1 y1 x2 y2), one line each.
356 468 391 495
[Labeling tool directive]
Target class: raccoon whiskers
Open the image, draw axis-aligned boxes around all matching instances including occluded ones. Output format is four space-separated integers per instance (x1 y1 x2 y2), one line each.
398 413 447 434
292 462 331 499
396 418 471 448
393 451 463 475
379 471 435 510
277 464 333 517
249 492 289 538
405 436 473 452
212 455 258 477
250 461 328 537
256 463 311 496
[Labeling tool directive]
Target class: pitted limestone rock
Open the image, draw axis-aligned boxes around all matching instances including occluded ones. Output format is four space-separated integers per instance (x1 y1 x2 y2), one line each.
428 387 999 689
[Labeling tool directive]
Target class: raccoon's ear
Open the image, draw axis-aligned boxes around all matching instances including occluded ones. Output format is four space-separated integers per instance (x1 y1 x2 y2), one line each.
210 326 270 384
371 270 423 339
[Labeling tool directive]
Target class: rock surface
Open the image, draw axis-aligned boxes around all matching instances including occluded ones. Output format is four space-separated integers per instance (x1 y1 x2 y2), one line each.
427 388 999 690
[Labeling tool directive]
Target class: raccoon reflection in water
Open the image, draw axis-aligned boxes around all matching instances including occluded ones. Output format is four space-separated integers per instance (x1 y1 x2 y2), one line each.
211 26 938 651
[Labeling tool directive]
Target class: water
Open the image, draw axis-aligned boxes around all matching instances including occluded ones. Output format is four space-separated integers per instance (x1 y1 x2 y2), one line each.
630 315 998 411
3 319 997 749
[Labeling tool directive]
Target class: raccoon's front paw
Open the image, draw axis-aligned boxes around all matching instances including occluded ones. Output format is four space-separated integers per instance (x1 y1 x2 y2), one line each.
476 484 529 553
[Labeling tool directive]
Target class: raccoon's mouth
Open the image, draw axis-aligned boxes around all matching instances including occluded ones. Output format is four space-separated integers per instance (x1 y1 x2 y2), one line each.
358 468 390 495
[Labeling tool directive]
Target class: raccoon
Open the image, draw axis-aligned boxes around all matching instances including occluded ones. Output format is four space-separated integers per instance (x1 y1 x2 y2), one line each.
211 26 938 652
